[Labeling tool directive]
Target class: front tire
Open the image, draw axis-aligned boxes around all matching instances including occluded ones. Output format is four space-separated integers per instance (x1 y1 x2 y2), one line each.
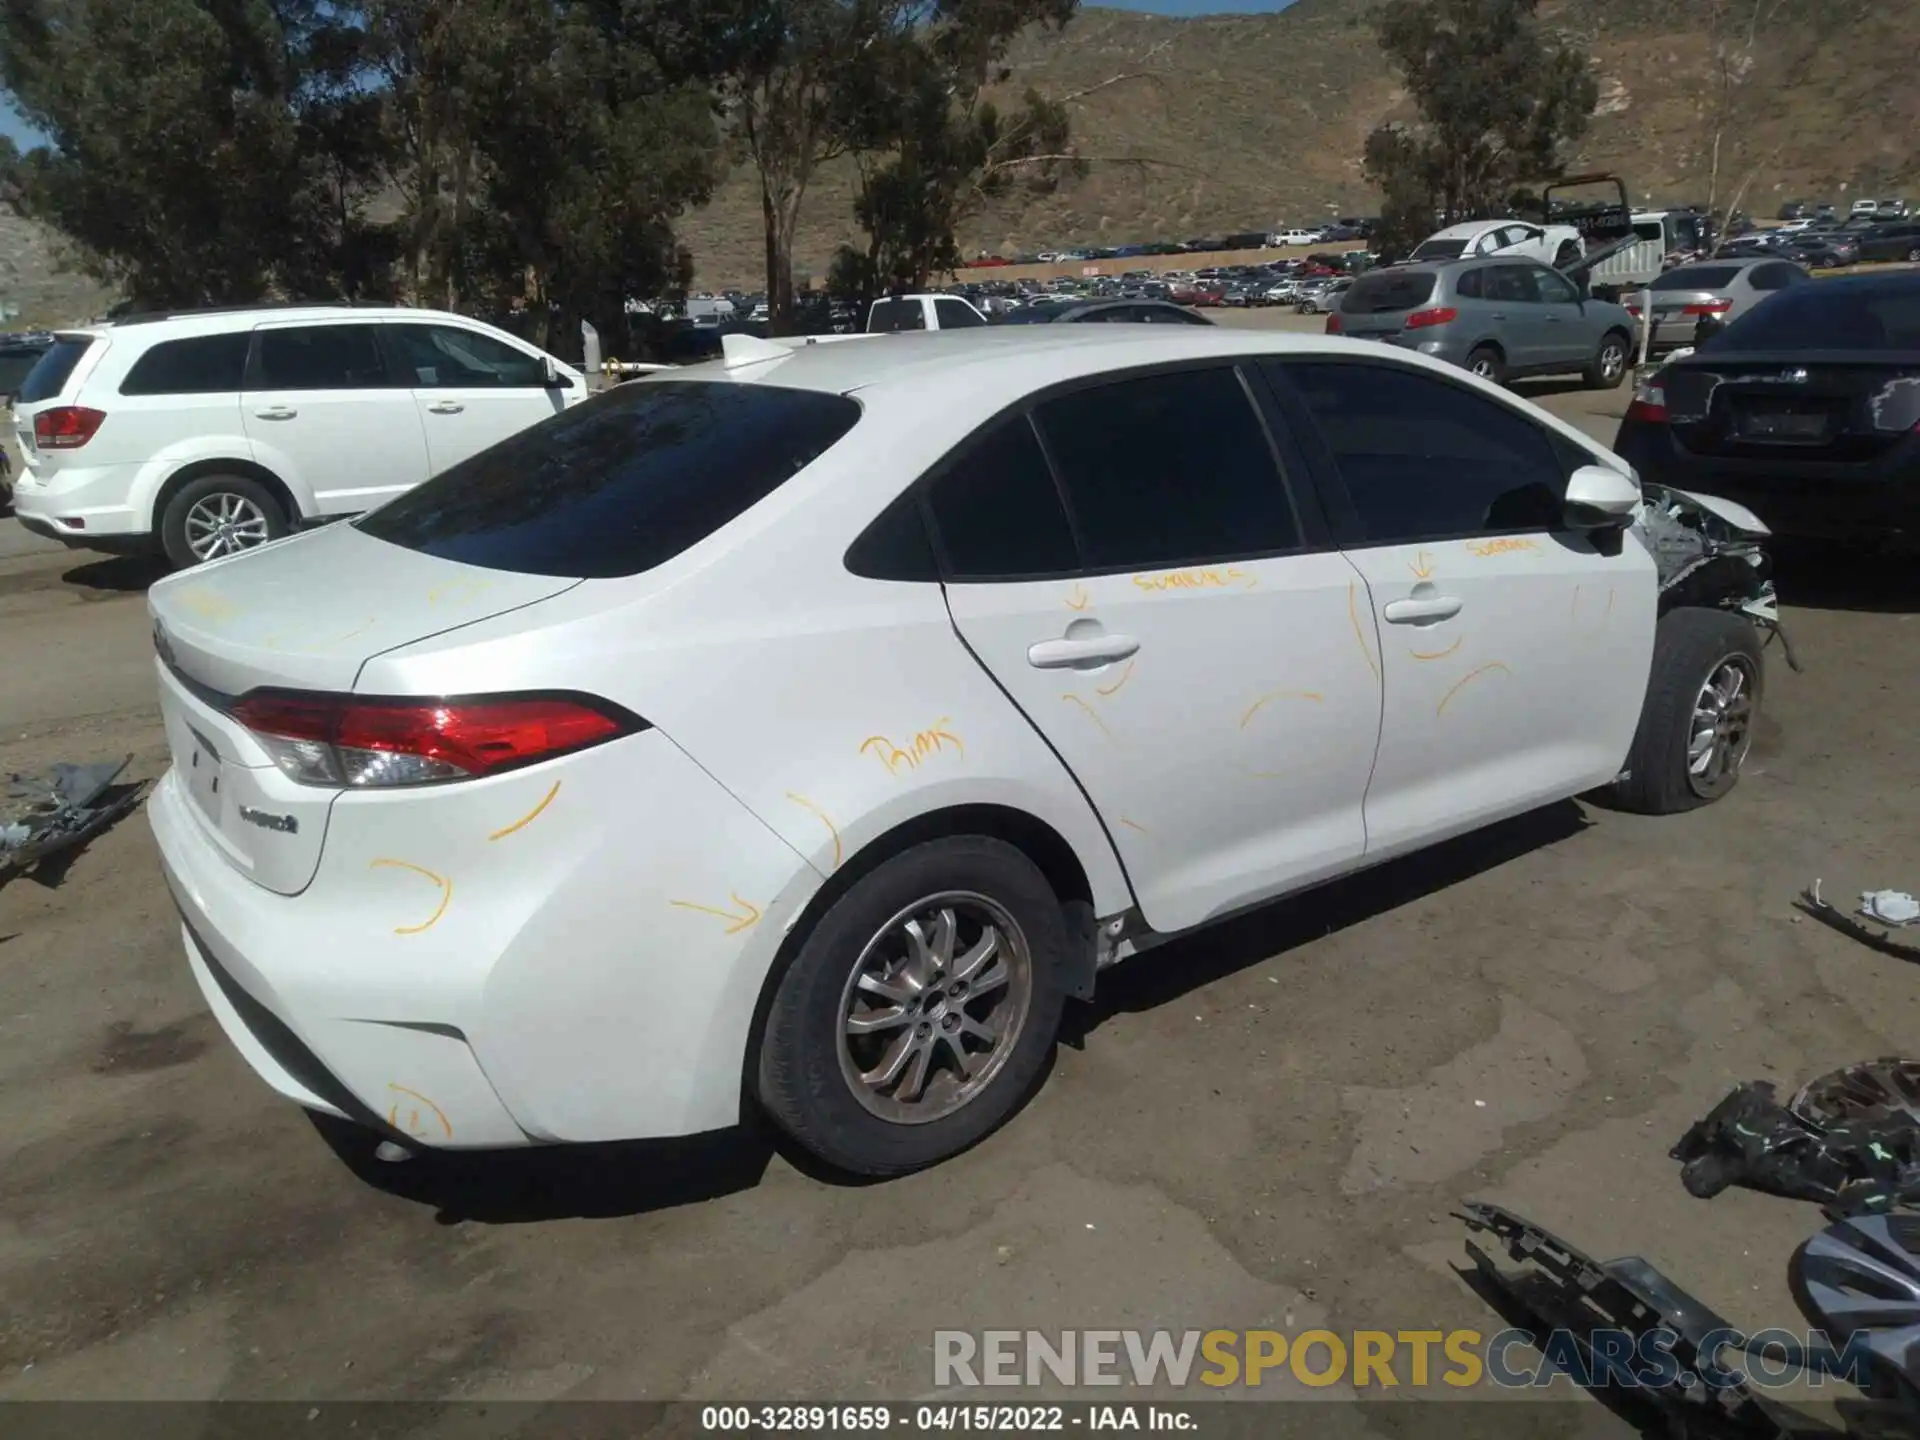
1611 608 1764 815
1585 330 1631 390
757 836 1070 1176
160 474 288 569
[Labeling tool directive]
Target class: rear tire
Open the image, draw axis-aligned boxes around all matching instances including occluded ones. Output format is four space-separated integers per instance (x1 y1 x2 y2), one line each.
1611 608 1764 815
160 474 288 570
757 836 1070 1176
1465 345 1506 385
1907 247 1920 263
1585 330 1631 390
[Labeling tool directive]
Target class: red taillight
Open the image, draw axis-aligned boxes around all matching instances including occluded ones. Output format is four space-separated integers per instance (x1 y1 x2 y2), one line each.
229 690 641 788
34 405 106 449
1681 300 1733 316
1405 306 1458 330
1325 311 1343 334
1626 382 1669 425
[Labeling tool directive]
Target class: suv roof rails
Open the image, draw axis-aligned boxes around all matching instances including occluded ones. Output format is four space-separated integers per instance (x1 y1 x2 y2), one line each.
108 300 395 327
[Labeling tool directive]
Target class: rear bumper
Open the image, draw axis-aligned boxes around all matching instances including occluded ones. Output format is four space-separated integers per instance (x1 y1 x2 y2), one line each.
1618 424 1920 541
149 727 825 1150
10 461 148 539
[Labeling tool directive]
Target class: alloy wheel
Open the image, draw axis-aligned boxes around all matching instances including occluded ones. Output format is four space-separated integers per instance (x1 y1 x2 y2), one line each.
835 892 1034 1126
183 491 271 561
1686 654 1756 799
1600 341 1627 384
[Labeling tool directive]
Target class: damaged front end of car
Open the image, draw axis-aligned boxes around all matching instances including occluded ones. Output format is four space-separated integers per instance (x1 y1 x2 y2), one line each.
1636 481 1802 673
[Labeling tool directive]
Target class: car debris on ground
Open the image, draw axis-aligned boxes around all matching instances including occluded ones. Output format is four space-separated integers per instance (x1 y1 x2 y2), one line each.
1797 879 1920 960
0 757 145 880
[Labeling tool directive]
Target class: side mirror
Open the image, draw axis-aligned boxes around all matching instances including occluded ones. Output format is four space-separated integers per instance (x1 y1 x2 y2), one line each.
1564 463 1641 527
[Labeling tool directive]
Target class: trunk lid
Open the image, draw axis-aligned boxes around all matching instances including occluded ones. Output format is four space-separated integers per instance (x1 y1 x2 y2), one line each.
149 522 580 894
1660 352 1920 463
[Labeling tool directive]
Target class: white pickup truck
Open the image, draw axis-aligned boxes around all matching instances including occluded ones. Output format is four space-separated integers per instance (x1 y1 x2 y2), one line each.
866 294 991 333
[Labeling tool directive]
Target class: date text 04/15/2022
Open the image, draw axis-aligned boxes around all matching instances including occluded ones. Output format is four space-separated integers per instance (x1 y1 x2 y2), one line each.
699 1404 1197 1431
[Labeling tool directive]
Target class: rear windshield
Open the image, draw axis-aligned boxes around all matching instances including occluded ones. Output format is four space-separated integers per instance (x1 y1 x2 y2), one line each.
1340 270 1438 314
1408 239 1468 261
356 381 862 579
1705 283 1920 353
1652 266 1742 291
16 337 94 404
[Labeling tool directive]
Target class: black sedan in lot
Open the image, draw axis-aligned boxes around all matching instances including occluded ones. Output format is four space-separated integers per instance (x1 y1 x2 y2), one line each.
1616 273 1920 542
1855 221 1920 265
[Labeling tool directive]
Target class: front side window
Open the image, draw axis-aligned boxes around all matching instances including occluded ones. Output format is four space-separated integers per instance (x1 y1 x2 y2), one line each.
925 416 1078 580
251 325 391 390
1273 360 1567 545
386 324 546 388
358 381 861 579
1528 267 1580 305
1033 367 1299 569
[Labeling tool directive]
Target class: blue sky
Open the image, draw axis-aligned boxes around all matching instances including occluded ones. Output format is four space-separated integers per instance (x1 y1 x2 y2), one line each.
1 1 1291 148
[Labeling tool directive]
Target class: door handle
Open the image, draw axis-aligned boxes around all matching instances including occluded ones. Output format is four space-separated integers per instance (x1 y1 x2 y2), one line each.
427 401 465 415
1382 596 1463 624
1027 634 1140 669
253 406 297 421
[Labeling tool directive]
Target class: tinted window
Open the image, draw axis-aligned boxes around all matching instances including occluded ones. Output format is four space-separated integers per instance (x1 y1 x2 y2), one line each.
357 381 861 579
867 299 925 333
1452 269 1484 301
926 417 1078 580
1652 265 1742 291
253 325 391 390
933 298 985 330
1344 270 1438 313
0 346 47 397
1410 239 1468 261
1748 263 1802 292
1484 266 1536 304
1142 306 1209 325
1705 281 1920 352
845 492 939 582
386 324 545 387
16 337 93 404
1276 361 1566 543
119 333 250 396
1034 367 1298 568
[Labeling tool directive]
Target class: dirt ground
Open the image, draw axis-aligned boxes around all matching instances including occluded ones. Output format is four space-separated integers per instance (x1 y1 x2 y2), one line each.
4 323 1919 1434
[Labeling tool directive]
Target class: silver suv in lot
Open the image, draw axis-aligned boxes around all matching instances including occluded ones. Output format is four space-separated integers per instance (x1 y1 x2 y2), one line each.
1329 258 1638 390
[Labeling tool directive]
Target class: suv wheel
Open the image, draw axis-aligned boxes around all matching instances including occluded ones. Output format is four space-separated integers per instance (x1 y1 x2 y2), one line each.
1611 608 1764 814
1465 345 1506 385
757 836 1070 1176
1908 247 1920 263
1585 331 1631 390
160 474 288 569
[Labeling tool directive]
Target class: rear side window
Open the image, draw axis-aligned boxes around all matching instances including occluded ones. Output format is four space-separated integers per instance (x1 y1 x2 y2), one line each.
1274 361 1566 544
1706 282 1920 351
119 333 250 396
868 299 926 333
252 325 392 390
1748 263 1804 292
1344 270 1437 313
1033 367 1299 568
16 337 94 404
925 416 1078 580
933 299 985 329
357 381 861 579
1410 239 1468 261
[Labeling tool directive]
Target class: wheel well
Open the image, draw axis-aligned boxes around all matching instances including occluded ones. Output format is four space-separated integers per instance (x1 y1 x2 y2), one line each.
1469 339 1505 361
737 803 1099 1121
152 458 301 531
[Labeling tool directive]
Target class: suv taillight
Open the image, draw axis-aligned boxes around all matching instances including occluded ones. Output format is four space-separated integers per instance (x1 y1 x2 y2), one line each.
1405 306 1459 330
34 405 106 449
229 690 644 788
1626 379 1669 425
1325 311 1343 334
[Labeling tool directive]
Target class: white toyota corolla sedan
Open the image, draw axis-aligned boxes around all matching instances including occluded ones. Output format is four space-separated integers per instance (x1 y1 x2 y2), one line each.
147 325 1772 1176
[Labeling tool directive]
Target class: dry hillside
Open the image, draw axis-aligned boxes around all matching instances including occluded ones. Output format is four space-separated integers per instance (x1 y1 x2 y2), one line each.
680 0 1920 287
4 0 1916 314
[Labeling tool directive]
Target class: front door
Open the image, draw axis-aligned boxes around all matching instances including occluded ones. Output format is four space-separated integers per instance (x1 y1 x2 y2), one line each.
1265 357 1658 862
244 322 430 515
382 322 570 475
934 365 1383 935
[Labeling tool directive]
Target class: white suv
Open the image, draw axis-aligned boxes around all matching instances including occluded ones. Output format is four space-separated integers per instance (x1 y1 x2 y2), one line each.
10 305 584 568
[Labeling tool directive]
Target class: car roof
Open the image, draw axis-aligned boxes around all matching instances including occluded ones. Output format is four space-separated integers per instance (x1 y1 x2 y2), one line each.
1425 219 1527 240
667 327 1446 410
62 304 503 342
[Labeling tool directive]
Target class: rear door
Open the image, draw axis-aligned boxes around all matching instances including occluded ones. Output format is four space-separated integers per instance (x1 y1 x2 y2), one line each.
1484 264 1549 368
935 364 1382 934
244 322 431 515
1265 357 1657 862
383 321 569 475
1523 264 1590 368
